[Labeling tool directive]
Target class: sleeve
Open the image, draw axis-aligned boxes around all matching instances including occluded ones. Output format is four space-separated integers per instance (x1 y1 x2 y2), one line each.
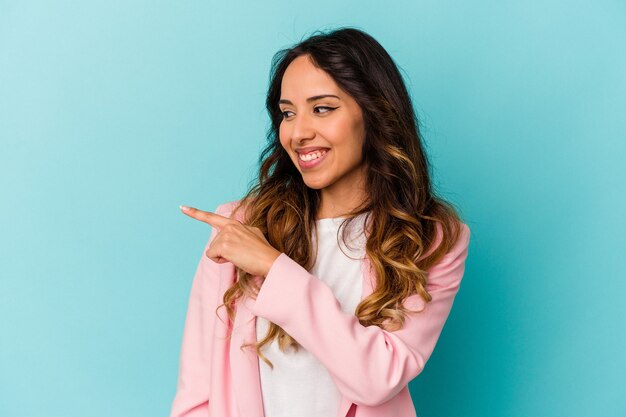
169 203 227 417
249 222 471 407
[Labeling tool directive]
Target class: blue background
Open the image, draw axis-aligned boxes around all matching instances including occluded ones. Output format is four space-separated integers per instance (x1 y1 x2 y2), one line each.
1 1 624 416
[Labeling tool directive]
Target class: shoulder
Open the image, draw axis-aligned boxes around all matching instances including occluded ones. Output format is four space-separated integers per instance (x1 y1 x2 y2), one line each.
424 221 471 289
445 222 470 270
424 221 471 260
439 221 470 261
451 222 471 255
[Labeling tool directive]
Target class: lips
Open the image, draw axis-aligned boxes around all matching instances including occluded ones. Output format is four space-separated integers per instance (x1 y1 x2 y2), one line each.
295 146 331 154
297 148 329 169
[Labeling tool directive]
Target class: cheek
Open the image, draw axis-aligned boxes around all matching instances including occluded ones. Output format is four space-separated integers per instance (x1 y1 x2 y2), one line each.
327 119 364 152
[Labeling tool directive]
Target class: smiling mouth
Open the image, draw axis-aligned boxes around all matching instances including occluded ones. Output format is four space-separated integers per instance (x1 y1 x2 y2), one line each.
297 149 329 169
298 149 328 161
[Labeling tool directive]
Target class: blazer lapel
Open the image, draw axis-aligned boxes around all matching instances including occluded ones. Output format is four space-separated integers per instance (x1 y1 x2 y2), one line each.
336 254 375 417
228 246 376 417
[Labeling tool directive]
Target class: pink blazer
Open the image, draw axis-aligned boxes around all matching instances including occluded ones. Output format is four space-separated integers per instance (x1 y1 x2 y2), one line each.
169 199 470 417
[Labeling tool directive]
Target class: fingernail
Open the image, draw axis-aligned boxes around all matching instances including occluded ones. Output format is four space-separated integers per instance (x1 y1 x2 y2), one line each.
179 205 190 212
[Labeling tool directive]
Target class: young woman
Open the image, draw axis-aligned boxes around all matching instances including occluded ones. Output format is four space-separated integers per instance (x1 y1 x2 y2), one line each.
170 27 471 417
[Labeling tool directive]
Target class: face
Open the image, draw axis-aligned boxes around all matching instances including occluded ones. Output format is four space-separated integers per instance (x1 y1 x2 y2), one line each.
278 54 367 195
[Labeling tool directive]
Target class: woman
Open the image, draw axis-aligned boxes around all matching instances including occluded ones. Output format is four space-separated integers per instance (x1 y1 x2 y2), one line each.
170 27 471 417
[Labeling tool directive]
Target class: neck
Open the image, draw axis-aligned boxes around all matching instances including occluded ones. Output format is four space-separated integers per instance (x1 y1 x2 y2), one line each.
317 165 368 219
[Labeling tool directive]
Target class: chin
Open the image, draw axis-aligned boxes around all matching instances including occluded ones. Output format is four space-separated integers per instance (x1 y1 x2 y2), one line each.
303 182 325 190
302 177 330 190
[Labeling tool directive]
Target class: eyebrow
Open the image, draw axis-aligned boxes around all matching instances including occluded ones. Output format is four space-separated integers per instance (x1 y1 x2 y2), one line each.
279 94 340 105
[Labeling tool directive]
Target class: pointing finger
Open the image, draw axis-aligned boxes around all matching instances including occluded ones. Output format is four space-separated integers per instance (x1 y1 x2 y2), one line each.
179 205 232 228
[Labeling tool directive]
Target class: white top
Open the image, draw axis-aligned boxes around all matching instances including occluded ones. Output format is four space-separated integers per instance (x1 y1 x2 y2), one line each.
256 213 368 417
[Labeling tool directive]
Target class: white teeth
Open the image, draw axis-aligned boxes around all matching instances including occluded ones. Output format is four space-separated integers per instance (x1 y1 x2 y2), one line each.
299 150 328 161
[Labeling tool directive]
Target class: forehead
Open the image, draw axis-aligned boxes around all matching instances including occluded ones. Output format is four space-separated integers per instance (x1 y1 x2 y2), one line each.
280 55 340 98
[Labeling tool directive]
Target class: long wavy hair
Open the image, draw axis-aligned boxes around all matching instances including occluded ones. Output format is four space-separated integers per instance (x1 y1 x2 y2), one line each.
217 27 465 369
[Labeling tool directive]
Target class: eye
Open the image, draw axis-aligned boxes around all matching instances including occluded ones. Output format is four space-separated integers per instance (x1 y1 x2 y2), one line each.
314 106 337 114
280 106 337 120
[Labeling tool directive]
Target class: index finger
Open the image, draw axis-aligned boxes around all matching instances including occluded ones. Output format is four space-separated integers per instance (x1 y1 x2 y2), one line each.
179 205 233 228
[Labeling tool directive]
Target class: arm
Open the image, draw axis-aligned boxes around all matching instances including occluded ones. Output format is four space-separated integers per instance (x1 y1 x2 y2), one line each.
169 203 227 417
249 223 471 407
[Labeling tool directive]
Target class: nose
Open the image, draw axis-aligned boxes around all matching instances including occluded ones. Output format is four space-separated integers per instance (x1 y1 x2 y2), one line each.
290 111 316 144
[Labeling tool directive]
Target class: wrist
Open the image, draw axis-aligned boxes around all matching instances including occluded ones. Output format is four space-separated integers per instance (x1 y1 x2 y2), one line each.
264 250 282 277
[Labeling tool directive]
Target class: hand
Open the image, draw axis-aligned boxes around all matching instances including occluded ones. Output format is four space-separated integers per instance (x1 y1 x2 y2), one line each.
179 205 282 277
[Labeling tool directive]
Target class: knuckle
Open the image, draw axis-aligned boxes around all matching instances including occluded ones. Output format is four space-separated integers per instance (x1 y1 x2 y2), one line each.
223 222 238 231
